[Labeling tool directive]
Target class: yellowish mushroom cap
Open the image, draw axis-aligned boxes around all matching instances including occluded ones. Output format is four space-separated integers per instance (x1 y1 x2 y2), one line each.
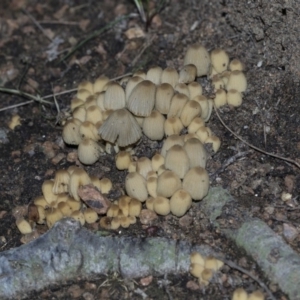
182 167 210 201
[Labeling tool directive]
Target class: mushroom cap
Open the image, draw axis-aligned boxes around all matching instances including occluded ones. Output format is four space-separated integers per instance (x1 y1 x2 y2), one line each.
161 67 179 88
188 81 203 99
104 81 126 110
232 288 248 300
183 44 211 77
170 188 192 217
99 108 142 147
127 80 156 117
142 110 165 141
182 166 209 200
165 145 189 179
78 138 103 165
210 48 229 73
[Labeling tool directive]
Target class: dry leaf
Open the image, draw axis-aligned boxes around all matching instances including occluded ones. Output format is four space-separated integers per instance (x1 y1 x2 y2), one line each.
78 184 110 214
124 27 145 39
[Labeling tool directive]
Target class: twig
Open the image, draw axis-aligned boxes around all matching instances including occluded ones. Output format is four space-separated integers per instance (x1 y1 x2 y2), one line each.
214 106 300 169
21 8 53 42
39 20 79 26
131 35 155 66
42 72 133 99
0 100 34 112
0 73 133 112
0 87 53 112
223 259 276 300
211 150 252 178
60 15 130 62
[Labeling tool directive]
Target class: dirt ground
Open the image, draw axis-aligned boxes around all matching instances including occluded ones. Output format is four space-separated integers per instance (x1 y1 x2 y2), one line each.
0 0 299 299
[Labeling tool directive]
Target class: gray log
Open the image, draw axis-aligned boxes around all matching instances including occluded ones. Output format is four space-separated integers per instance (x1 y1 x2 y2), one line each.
0 218 215 299
202 187 300 300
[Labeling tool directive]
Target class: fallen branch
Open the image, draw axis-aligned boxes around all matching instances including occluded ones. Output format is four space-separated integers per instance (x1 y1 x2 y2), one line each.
0 218 218 299
202 187 300 300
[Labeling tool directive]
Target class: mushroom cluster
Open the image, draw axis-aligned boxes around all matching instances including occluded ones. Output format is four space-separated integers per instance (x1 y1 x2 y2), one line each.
17 44 247 234
114 135 210 217
62 43 245 165
209 49 247 108
189 252 224 286
232 288 265 300
16 167 113 235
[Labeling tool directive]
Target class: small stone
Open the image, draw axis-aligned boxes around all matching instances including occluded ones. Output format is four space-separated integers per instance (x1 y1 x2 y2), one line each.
67 151 78 162
140 275 153 286
139 209 158 225
68 284 83 298
82 292 94 300
51 152 65 164
264 206 274 215
179 214 193 227
281 192 292 202
283 223 298 242
186 280 200 290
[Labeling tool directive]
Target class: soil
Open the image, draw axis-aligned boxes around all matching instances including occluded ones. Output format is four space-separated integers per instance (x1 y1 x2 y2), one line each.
0 0 299 299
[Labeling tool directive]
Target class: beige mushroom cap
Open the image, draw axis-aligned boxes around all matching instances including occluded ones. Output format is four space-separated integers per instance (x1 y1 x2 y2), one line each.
99 108 142 147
